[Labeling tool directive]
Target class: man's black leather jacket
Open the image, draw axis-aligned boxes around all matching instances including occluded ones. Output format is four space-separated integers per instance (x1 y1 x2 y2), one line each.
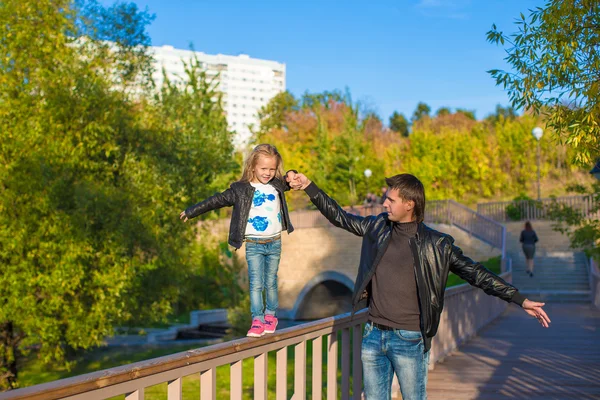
185 178 294 249
304 182 525 352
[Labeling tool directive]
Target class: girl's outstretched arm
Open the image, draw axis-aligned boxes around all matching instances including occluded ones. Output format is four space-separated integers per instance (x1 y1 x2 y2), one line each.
180 188 236 222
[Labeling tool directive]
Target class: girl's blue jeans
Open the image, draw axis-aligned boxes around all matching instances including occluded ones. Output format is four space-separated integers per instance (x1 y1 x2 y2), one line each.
245 238 281 323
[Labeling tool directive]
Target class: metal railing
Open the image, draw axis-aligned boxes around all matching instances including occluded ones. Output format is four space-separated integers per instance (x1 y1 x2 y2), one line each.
477 195 600 222
590 257 600 310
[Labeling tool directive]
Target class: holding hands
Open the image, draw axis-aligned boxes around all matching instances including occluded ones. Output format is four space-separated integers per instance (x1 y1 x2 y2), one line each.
286 171 311 190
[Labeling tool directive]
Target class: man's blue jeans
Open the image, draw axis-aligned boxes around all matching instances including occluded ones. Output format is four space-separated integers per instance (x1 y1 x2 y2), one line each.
362 322 430 400
245 239 281 322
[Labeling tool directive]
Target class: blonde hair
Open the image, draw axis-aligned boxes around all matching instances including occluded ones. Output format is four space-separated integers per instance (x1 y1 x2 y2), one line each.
241 144 284 182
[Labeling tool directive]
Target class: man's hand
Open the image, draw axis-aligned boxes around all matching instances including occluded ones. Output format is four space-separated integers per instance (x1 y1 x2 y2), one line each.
522 299 551 328
285 171 311 190
179 210 189 223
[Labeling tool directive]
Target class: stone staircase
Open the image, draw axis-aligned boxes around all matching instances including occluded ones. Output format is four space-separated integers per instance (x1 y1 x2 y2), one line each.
505 221 590 303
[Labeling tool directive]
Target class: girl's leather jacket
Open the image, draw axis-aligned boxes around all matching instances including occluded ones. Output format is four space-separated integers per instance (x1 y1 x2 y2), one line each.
185 178 294 249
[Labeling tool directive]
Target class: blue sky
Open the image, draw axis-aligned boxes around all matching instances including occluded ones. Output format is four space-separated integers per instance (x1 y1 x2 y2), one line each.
103 0 544 122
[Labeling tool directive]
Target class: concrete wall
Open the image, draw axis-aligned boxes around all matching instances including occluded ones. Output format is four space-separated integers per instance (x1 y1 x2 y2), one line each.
233 222 501 319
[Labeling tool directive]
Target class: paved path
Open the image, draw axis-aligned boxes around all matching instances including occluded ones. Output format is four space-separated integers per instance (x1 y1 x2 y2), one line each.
427 303 600 399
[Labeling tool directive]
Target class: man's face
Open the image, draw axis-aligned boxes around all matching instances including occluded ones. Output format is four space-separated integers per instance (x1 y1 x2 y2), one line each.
383 188 415 223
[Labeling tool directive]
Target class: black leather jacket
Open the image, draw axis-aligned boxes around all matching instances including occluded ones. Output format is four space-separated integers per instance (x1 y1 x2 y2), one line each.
185 178 294 249
305 182 525 352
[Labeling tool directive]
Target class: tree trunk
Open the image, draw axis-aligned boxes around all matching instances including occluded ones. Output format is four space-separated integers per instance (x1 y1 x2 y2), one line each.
0 322 20 389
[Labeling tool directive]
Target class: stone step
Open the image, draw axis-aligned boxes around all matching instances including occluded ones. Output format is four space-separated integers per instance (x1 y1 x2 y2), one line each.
512 282 589 288
511 266 587 272
514 283 590 289
518 290 591 303
515 285 591 292
511 270 588 277
511 270 587 276
512 272 588 278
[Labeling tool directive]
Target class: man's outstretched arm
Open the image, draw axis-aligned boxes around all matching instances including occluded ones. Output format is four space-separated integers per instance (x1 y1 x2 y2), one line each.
285 171 373 237
449 242 551 328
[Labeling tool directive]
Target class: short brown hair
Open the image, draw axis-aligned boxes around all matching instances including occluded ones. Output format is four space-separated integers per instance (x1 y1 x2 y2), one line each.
385 174 425 223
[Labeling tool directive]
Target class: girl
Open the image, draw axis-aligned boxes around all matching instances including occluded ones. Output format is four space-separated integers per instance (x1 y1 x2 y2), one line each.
180 144 294 337
520 221 539 277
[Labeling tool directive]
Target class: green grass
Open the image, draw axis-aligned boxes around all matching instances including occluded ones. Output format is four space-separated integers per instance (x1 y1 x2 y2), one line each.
445 255 502 287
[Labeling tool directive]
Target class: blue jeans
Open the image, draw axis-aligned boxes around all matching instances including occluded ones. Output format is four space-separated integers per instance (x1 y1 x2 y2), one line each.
362 322 430 400
245 239 281 322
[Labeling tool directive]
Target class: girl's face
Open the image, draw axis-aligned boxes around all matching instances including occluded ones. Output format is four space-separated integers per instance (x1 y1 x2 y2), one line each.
252 155 278 184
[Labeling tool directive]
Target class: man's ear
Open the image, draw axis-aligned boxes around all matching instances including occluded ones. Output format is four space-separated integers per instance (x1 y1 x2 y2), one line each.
405 200 415 211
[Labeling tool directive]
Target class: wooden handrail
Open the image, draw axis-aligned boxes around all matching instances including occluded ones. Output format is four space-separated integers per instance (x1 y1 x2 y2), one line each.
0 311 368 400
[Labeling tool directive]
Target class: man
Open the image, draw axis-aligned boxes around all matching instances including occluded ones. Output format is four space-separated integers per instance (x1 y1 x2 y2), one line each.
286 172 550 400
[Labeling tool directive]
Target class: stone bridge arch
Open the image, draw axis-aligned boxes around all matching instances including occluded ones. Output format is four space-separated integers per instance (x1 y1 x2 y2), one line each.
227 214 501 321
290 271 354 320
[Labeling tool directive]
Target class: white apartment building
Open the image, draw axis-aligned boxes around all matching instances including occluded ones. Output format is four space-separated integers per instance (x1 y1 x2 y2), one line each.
151 45 286 146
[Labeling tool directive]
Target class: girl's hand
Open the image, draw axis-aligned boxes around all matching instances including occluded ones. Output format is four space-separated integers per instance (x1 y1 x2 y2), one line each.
179 211 189 222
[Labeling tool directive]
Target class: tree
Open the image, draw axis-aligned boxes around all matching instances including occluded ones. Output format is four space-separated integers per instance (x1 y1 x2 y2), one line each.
253 91 299 138
487 0 600 164
389 111 410 136
485 104 518 123
548 181 600 261
455 108 476 120
435 107 451 117
0 0 239 388
411 102 431 123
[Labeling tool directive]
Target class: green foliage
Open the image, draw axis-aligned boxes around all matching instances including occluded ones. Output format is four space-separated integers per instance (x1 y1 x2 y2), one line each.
411 102 431 123
389 111 410 137
0 0 239 388
547 182 600 261
505 194 537 221
225 293 251 340
485 104 517 124
256 91 586 206
455 108 476 120
435 107 451 117
252 91 299 138
487 0 600 165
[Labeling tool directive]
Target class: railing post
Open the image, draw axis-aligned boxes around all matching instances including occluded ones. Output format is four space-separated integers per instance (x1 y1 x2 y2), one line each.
352 324 363 399
501 225 507 272
200 368 216 400
126 389 144 400
168 378 182 400
276 347 288 400
341 328 351 400
294 341 307 400
230 360 243 400
312 337 323 400
327 332 338 400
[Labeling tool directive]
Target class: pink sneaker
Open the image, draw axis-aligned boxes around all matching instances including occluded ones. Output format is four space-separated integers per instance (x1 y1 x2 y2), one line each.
247 319 265 337
264 315 278 334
